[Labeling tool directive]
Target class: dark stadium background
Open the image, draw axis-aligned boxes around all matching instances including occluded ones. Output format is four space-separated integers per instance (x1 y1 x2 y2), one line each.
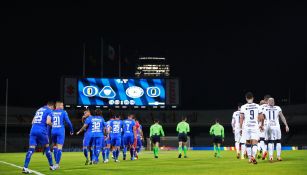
0 3 307 151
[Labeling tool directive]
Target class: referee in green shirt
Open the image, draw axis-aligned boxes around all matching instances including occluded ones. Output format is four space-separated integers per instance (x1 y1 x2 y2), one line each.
150 119 165 158
209 119 224 158
176 117 190 158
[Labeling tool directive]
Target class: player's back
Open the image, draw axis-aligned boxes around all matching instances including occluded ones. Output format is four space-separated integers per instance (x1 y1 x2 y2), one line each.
88 116 105 137
177 121 189 133
123 119 135 135
110 120 122 137
241 103 261 130
31 106 52 134
232 110 241 129
262 105 281 128
51 109 68 131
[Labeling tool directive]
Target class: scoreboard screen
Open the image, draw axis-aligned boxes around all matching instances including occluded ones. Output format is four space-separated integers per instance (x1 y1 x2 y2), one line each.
78 78 165 106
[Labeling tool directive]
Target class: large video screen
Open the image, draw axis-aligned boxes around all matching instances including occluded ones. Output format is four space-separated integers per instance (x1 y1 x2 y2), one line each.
78 78 165 106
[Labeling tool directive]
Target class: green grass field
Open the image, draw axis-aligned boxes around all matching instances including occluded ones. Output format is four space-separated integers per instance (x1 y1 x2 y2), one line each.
1 150 307 175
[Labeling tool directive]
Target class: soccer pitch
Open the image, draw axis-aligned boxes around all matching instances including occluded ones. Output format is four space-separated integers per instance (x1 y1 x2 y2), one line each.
1 150 307 175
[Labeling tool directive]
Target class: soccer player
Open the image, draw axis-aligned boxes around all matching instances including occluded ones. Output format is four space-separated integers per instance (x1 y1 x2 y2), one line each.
149 119 165 158
103 115 114 163
262 97 289 162
80 109 93 165
134 119 144 159
177 116 190 158
109 115 123 162
77 109 106 164
22 102 55 174
231 103 242 159
50 101 74 169
258 95 270 159
122 114 137 160
240 92 264 164
209 119 224 158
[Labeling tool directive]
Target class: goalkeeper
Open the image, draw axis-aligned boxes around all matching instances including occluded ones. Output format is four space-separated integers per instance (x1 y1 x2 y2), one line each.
150 119 165 158
209 119 224 158
176 116 190 158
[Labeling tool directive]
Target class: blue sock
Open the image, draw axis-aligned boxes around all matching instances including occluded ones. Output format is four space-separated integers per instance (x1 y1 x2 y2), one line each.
116 149 119 159
45 147 53 166
95 147 101 162
102 148 106 161
83 148 88 160
24 148 35 168
123 146 127 158
56 149 62 164
53 147 58 161
91 149 96 162
89 148 93 161
137 146 141 153
106 148 110 159
130 148 134 158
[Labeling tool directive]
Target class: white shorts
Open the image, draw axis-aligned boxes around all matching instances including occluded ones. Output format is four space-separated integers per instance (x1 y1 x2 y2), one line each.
268 126 281 140
243 128 259 141
234 129 241 142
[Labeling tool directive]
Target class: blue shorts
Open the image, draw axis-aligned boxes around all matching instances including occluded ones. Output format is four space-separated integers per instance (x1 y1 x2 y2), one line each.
29 130 49 146
111 136 121 147
123 134 134 146
91 137 104 148
105 136 111 145
83 134 93 147
51 131 65 145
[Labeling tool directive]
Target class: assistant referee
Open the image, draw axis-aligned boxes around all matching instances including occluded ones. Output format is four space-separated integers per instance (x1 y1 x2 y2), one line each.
177 116 190 158
150 119 165 158
210 119 224 158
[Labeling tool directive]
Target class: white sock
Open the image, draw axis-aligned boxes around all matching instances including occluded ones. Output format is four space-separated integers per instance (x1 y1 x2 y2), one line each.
241 144 246 157
235 142 240 154
268 143 274 158
252 144 258 158
260 141 266 153
257 142 261 151
276 143 281 158
246 145 251 159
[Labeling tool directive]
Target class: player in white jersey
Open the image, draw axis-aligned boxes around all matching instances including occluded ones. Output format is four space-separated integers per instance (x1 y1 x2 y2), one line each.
262 98 289 162
257 95 271 160
240 92 264 164
231 103 242 159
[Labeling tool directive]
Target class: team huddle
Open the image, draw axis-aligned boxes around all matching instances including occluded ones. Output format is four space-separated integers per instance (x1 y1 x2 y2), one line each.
232 92 290 164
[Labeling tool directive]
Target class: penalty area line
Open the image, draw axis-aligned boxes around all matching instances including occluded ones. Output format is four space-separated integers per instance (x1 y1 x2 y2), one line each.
0 160 45 175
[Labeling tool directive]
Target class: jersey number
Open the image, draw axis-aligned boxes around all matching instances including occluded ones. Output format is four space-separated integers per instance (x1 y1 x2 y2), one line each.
113 124 120 133
53 116 60 126
268 111 275 120
126 124 130 132
92 122 100 131
250 110 254 120
34 111 43 123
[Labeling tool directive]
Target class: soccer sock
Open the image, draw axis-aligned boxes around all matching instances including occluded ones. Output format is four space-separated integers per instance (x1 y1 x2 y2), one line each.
45 146 53 166
276 142 282 158
102 148 106 161
106 148 110 159
246 144 251 159
83 148 88 160
241 143 246 158
268 143 274 158
112 150 116 159
260 140 265 152
95 147 101 162
123 146 127 158
56 149 62 164
91 149 95 162
235 142 240 154
130 147 135 158
252 144 258 158
213 145 217 153
217 146 221 155
156 146 159 156
89 148 93 161
183 146 187 156
153 147 156 156
257 142 261 151
24 148 35 168
116 149 120 159
53 147 58 161
178 146 182 154
137 146 141 153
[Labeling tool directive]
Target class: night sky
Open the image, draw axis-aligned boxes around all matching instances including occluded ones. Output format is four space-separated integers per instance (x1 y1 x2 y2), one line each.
1 3 307 109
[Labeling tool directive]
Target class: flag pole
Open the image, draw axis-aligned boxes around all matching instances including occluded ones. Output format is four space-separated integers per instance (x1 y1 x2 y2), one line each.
118 44 121 77
82 43 86 77
4 78 8 152
101 37 104 77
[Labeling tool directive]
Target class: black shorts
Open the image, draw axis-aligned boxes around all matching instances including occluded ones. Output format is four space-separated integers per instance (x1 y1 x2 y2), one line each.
151 135 160 144
213 136 222 144
178 133 188 142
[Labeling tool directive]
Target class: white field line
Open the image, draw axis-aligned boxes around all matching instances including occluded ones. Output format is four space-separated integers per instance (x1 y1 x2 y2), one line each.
0 160 45 175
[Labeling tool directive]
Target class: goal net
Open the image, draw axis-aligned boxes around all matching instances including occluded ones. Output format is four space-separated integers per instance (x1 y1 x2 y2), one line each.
146 136 190 151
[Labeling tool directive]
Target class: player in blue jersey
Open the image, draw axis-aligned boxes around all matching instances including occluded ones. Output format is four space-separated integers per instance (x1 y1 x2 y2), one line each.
103 115 114 163
22 102 55 174
50 101 74 169
122 114 137 160
81 109 93 165
77 109 105 164
109 115 123 162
